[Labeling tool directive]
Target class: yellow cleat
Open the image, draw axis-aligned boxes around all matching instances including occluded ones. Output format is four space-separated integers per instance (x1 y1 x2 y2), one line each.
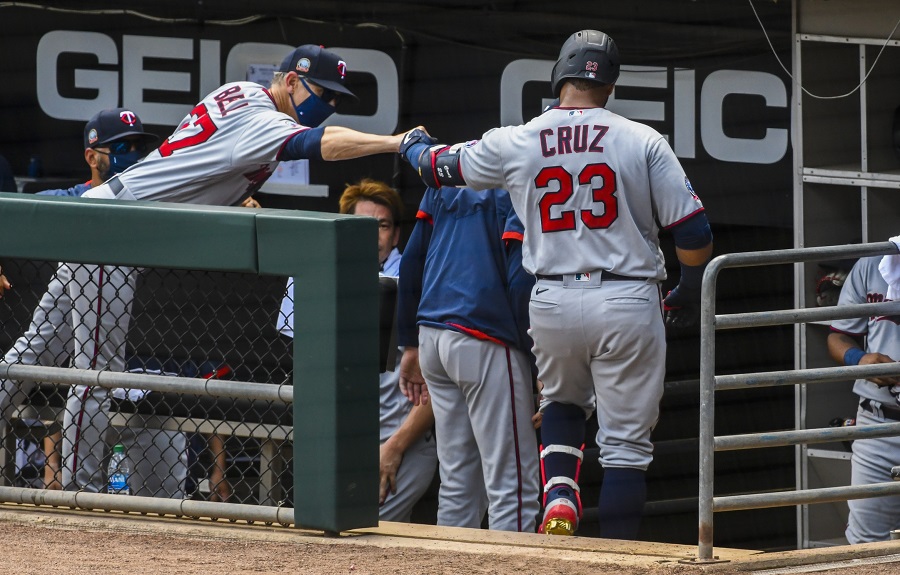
539 497 580 536
542 517 576 536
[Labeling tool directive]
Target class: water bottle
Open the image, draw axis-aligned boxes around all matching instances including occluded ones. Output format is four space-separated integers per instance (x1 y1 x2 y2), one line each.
107 444 131 495
27 155 42 178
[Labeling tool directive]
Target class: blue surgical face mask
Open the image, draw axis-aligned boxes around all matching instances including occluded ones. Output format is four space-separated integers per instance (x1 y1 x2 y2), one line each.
294 78 336 127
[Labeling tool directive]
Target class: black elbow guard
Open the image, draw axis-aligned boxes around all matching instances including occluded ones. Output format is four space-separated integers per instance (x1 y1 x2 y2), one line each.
417 144 467 188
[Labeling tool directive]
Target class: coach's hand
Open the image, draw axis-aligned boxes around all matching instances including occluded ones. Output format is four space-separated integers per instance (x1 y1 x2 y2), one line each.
663 285 701 329
399 347 429 406
379 439 403 506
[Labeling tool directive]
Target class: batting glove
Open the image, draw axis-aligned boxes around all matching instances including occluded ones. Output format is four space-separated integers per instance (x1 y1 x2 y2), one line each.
663 285 701 329
400 128 437 165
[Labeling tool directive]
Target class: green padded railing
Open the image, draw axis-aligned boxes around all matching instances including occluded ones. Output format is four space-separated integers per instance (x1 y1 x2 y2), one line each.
0 192 380 533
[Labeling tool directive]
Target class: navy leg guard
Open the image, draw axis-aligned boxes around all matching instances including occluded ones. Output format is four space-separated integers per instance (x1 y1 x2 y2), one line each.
538 402 587 535
598 467 647 540
539 402 585 487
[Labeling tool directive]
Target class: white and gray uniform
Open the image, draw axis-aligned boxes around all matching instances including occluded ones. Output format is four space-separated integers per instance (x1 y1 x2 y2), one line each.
830 255 900 543
0 81 306 492
459 107 705 469
0 264 186 495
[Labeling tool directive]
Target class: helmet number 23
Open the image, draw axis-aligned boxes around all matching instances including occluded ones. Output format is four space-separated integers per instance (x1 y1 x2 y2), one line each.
536 163 618 233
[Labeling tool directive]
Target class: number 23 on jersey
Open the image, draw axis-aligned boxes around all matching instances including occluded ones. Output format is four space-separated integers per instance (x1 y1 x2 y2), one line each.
536 163 618 233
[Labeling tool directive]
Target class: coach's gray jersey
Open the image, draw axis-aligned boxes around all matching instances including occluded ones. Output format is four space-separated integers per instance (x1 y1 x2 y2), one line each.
119 82 305 206
832 255 900 405
460 107 704 279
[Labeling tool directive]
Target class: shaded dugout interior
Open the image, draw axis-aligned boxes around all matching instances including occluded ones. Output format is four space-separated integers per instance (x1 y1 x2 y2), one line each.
0 0 799 549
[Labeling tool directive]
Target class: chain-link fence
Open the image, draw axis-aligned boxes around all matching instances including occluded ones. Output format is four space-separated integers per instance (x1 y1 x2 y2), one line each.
0 257 297 507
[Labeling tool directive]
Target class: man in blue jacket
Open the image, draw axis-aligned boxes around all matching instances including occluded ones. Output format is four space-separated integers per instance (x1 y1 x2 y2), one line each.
397 186 540 532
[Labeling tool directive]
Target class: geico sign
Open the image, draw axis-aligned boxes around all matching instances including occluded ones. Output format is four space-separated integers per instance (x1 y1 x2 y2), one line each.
36 32 398 134
502 60 788 165
37 31 787 164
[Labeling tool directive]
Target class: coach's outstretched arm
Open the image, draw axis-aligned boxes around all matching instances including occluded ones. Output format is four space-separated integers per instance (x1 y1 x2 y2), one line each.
321 126 422 161
277 125 427 164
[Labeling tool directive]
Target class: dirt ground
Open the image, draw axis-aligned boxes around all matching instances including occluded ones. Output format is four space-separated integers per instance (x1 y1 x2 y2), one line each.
0 508 898 575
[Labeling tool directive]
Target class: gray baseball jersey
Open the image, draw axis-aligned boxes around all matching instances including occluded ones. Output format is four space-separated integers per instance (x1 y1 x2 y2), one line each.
453 106 702 471
459 107 704 278
830 255 900 543
117 81 305 205
831 255 900 405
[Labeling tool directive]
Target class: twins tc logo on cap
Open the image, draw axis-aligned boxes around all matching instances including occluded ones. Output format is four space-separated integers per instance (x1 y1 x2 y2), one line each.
337 60 347 79
119 110 137 126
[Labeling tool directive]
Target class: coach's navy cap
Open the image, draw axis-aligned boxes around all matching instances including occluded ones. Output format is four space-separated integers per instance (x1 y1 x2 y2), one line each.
84 108 158 149
279 44 358 101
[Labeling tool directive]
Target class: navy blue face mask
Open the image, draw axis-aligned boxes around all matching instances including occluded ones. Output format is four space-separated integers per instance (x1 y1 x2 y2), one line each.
95 139 148 179
294 78 337 127
106 149 144 176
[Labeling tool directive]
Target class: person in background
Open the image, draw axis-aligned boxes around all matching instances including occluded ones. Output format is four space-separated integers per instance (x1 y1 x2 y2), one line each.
827 255 900 543
277 179 437 522
0 108 189 497
397 185 540 532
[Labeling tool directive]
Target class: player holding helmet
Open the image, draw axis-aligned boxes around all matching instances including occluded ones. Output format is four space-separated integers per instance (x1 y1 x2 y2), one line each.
400 30 713 539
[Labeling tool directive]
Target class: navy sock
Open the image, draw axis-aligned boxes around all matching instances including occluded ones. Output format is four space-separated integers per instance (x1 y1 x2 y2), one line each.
539 402 585 501
598 467 646 540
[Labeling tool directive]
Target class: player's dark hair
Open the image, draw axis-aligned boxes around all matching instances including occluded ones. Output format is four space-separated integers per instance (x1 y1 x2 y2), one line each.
568 78 610 92
339 178 403 225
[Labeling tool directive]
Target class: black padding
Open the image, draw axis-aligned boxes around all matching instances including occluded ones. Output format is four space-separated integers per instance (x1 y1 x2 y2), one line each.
378 276 398 372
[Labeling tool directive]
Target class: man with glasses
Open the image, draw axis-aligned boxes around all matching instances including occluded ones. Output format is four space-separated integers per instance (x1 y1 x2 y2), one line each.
0 108 192 496
277 179 438 521
37 108 158 198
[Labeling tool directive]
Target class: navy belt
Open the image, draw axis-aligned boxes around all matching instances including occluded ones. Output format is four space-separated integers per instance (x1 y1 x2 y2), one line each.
860 398 900 421
536 272 641 282
107 177 124 194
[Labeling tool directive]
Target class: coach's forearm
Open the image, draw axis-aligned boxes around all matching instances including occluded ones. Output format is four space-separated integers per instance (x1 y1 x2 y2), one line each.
385 401 434 454
320 126 403 160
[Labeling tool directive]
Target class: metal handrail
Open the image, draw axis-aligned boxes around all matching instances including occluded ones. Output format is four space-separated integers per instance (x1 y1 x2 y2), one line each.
697 241 900 561
0 364 293 403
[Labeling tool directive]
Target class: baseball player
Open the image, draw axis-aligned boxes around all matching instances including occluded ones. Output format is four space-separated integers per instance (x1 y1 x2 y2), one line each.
397 186 541 532
400 30 713 539
277 179 438 522
827 255 900 543
0 43 420 493
0 108 189 496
